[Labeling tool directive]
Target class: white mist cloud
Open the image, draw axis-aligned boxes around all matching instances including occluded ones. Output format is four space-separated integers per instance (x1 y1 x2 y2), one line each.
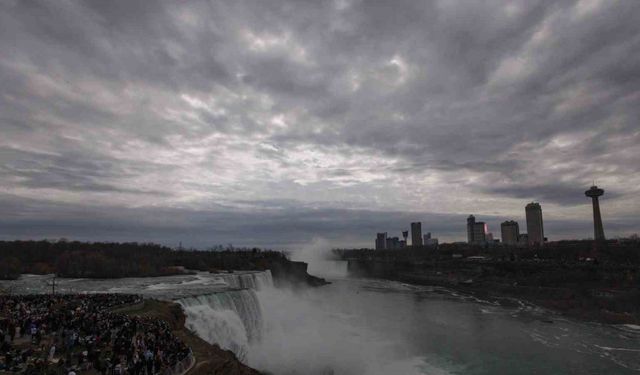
250 282 443 375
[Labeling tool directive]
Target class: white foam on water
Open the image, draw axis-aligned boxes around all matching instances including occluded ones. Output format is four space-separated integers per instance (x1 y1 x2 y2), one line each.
146 273 223 291
622 324 640 331
594 345 640 352
377 356 455 375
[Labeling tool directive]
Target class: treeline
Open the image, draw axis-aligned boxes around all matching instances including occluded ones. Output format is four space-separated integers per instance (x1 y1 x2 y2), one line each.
336 239 640 264
340 241 640 290
0 240 287 280
436 240 640 264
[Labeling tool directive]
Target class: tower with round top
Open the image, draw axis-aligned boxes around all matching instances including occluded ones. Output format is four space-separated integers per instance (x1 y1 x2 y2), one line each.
585 185 605 241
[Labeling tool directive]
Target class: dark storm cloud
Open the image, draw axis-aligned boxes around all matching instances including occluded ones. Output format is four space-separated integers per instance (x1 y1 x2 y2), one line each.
1 193 616 249
1 0 640 246
0 147 173 195
485 183 621 206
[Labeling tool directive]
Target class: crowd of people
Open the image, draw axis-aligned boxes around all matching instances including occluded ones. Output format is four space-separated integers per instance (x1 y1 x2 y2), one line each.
0 294 192 375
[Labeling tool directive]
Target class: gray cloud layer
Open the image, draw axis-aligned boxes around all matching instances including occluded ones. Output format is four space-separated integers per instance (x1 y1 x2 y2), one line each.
1 0 639 248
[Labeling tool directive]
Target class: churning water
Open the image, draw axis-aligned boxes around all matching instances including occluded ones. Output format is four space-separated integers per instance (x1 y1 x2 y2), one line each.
3 266 640 374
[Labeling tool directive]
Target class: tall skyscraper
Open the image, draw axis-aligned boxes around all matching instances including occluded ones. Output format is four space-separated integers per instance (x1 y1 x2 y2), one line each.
411 222 423 247
501 220 520 245
585 185 605 241
375 232 387 250
474 223 487 244
467 215 488 244
467 215 476 243
525 202 544 247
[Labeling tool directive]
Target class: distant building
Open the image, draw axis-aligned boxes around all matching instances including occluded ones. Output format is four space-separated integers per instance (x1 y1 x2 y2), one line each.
375 232 387 250
411 222 423 247
474 224 487 244
501 220 520 246
525 202 544 247
386 236 401 250
518 233 528 246
424 232 439 247
467 215 487 245
467 215 475 243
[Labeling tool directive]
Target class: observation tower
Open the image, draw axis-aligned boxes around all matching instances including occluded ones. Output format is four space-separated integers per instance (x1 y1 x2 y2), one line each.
585 185 605 241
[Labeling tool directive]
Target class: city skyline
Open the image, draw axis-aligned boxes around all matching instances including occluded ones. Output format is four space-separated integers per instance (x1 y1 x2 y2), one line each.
1 1 640 248
372 191 618 250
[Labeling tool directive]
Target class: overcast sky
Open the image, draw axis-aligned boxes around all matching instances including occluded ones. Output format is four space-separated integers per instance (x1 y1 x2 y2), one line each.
1 0 639 249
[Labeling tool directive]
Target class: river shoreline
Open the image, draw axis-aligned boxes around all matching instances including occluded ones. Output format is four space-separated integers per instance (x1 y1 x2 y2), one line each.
386 272 640 325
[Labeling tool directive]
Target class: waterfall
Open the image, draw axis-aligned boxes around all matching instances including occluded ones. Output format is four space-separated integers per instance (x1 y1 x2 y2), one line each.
177 271 272 360
214 270 273 290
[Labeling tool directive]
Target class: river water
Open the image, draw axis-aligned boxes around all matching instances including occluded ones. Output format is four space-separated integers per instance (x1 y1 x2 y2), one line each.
2 263 639 375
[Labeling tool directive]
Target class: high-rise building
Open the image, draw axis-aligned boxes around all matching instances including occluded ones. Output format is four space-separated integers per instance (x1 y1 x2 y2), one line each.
426 238 439 247
525 202 544 247
386 236 401 250
501 220 520 245
411 222 423 247
375 232 387 250
474 224 487 243
424 232 439 247
467 215 488 244
467 215 475 243
585 185 605 241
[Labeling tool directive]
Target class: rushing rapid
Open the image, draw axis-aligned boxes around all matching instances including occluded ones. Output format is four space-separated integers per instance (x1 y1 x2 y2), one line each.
3 265 639 374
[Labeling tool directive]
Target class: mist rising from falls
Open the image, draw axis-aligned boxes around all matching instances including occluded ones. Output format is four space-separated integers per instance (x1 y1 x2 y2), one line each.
247 280 433 375
288 237 348 279
177 244 431 374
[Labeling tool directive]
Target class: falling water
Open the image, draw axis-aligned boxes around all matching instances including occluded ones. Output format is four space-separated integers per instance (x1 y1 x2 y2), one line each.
214 270 274 290
177 271 272 360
